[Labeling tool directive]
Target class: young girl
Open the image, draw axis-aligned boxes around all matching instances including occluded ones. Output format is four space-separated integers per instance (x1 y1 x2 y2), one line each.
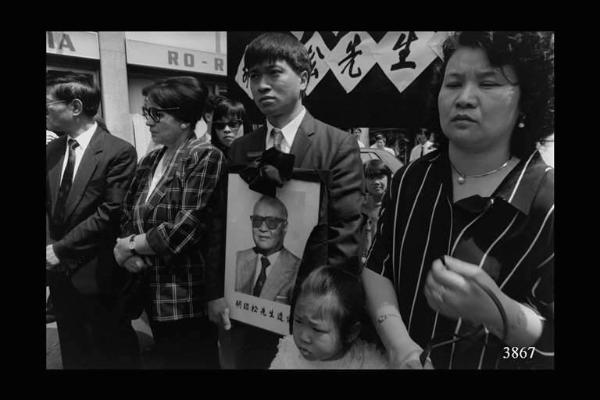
270 266 389 369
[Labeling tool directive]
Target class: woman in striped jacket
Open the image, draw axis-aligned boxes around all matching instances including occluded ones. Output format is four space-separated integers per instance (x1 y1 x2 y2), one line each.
362 31 554 369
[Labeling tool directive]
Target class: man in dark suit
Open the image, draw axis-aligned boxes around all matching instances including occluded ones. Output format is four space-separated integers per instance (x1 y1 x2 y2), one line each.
235 195 300 304
210 32 364 368
46 73 139 368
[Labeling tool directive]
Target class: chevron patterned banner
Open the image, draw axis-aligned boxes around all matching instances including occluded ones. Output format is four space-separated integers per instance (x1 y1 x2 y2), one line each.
234 31 448 98
228 31 450 129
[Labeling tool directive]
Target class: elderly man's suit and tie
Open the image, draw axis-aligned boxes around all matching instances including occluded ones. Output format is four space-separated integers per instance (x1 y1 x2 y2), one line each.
235 247 300 304
46 125 139 368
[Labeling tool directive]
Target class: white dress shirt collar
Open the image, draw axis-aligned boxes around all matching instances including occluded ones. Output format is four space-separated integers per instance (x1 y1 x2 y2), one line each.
265 107 306 153
68 121 97 153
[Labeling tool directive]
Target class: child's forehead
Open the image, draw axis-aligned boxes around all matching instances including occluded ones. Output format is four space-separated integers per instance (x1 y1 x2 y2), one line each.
296 294 337 319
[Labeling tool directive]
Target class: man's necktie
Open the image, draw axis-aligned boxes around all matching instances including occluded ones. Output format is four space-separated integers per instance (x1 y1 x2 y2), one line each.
54 138 79 225
420 144 424 157
271 128 283 151
253 256 270 297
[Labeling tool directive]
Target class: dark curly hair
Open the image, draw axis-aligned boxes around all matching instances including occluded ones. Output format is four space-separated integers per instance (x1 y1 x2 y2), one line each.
426 31 554 159
142 76 208 127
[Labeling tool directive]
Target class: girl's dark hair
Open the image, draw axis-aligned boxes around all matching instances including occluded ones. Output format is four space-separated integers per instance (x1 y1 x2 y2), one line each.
364 159 392 181
244 32 312 82
426 31 554 159
46 72 101 118
142 76 208 127
297 266 365 353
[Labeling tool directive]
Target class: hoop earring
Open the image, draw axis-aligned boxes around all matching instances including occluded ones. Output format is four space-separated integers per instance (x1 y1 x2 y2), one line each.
517 113 526 129
180 123 188 129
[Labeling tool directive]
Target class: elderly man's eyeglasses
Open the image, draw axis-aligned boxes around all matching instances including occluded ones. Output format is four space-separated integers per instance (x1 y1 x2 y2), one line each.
213 120 242 130
142 106 181 123
250 215 286 229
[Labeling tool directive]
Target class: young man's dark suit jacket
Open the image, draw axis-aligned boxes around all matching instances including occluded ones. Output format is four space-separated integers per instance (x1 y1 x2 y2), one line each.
225 111 364 369
230 111 364 280
46 125 139 368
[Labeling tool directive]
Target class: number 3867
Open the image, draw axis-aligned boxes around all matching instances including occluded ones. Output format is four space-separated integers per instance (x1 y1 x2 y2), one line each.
502 347 535 359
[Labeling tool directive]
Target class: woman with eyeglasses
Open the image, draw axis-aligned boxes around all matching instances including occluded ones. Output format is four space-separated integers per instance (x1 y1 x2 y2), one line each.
362 32 554 369
113 76 227 369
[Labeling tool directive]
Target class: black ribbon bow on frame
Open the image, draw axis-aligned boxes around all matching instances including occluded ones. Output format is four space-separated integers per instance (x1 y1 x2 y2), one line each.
238 147 295 197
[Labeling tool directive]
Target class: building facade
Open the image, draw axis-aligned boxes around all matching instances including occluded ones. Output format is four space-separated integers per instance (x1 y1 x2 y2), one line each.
46 31 228 159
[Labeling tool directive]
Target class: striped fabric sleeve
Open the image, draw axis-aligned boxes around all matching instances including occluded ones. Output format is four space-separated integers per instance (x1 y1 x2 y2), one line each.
146 147 225 256
526 222 554 366
515 169 554 368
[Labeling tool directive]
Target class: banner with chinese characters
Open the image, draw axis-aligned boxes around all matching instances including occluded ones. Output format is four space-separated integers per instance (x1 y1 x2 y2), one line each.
228 31 449 129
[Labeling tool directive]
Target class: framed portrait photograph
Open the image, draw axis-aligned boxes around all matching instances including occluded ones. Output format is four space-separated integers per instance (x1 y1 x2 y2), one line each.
224 173 321 335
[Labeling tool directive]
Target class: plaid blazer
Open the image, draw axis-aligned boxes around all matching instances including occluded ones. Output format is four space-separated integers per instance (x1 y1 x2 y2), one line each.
120 137 227 322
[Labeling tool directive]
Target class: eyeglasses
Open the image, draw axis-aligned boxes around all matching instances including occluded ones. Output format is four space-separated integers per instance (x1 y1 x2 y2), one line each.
213 120 242 130
46 99 68 113
142 106 181 123
46 99 68 106
250 215 286 229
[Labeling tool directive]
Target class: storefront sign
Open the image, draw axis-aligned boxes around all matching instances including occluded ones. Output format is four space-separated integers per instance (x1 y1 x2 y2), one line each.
126 40 226 76
46 31 100 59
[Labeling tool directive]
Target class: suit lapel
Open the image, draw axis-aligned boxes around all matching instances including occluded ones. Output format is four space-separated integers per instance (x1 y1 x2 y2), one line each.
245 126 268 162
63 127 103 222
238 252 258 294
143 140 188 214
290 112 315 168
261 249 298 300
47 136 68 211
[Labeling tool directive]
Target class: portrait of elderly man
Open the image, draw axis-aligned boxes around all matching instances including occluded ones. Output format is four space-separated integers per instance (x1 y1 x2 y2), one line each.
235 195 301 304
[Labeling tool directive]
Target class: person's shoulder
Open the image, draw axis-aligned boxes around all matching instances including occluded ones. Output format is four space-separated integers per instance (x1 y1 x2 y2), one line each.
526 151 554 209
282 247 300 258
46 134 65 152
100 132 137 163
270 335 300 369
185 137 217 153
183 138 226 165
277 335 299 356
234 126 265 146
100 127 134 149
236 248 254 259
97 137 135 170
229 127 265 162
310 115 348 138
392 150 441 186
